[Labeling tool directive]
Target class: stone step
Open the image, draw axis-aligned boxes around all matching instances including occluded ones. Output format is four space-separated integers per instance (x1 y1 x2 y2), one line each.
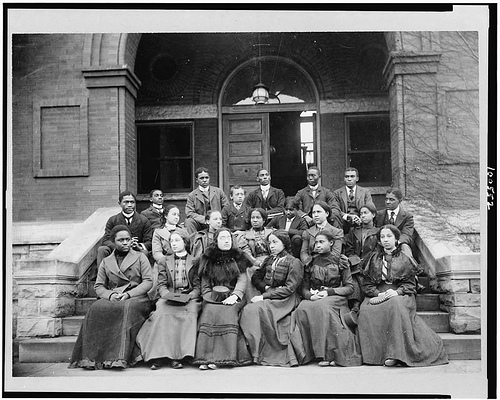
440 333 482 360
416 294 441 311
417 311 450 333
62 316 85 336
17 332 481 363
75 297 97 316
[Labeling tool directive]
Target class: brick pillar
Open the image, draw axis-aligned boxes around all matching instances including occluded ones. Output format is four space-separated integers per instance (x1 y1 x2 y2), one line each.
82 67 141 194
383 50 441 196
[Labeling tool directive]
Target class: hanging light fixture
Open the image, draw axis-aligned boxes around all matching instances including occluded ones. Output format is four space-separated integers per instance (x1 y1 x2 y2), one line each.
252 34 269 105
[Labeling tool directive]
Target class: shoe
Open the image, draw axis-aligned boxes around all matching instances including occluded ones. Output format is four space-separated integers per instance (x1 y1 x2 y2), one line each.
171 361 183 369
329 361 337 366
384 359 398 367
207 363 218 370
318 360 330 367
416 283 426 294
150 363 161 370
199 364 209 370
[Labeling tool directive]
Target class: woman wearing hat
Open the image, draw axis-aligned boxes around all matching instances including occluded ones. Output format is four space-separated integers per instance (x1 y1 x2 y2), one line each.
193 228 253 370
134 231 201 370
290 230 362 367
343 204 379 314
239 230 303 367
69 225 153 370
358 225 448 367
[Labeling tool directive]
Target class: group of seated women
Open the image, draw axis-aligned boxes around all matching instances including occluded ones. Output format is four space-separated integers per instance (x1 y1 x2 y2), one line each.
69 200 449 371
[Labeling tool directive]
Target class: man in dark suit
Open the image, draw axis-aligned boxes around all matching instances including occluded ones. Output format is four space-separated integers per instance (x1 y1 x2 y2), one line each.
294 165 339 228
332 167 376 233
141 188 164 230
267 196 308 258
97 190 153 267
245 168 285 221
376 187 446 294
184 167 229 234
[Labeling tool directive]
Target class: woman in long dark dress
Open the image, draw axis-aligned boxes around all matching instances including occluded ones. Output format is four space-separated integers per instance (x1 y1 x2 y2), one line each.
134 231 201 369
194 228 253 370
344 204 379 313
239 230 303 367
290 230 362 367
69 225 153 370
358 225 449 367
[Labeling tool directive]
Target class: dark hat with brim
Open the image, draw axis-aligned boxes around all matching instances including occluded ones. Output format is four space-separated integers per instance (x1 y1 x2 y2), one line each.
341 310 358 334
203 286 230 304
348 255 362 275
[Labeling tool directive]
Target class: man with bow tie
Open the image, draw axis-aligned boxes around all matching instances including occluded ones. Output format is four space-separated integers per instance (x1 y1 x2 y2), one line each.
332 167 376 233
245 169 285 221
97 190 153 268
294 166 339 228
141 189 164 230
184 167 229 234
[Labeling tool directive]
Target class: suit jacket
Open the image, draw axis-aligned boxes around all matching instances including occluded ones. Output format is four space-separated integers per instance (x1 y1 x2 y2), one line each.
245 186 285 218
375 208 415 247
141 205 163 230
95 249 153 300
185 186 229 225
152 226 189 263
221 203 251 231
101 212 153 251
332 185 375 219
295 185 337 215
300 223 344 266
157 253 200 300
267 215 308 237
344 225 379 272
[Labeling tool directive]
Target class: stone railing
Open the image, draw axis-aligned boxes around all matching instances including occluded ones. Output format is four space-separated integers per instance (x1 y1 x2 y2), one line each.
13 208 119 338
406 200 481 334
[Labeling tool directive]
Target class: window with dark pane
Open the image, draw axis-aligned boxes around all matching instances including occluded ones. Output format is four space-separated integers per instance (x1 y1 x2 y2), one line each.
137 122 193 194
346 114 391 186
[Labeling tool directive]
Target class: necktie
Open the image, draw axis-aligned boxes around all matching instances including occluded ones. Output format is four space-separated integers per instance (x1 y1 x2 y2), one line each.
125 217 132 225
202 191 210 211
311 189 316 198
262 190 268 200
389 211 395 225
349 189 354 202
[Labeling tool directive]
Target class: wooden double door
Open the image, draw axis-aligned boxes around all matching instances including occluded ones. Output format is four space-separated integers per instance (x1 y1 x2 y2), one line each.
222 113 269 194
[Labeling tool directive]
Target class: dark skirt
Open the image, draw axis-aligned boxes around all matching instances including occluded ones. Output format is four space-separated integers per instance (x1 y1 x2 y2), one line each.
290 296 362 366
69 296 153 369
193 299 252 367
134 298 202 363
358 294 449 366
239 293 301 367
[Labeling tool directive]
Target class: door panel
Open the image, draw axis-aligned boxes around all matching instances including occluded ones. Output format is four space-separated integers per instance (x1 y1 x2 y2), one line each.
223 113 269 194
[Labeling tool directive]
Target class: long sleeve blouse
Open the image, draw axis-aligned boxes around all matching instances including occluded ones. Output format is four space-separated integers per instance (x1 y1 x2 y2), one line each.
301 253 354 299
361 246 418 297
251 252 303 300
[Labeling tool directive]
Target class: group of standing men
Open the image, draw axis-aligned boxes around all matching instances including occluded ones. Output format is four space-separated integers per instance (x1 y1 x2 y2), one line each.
96 164 443 293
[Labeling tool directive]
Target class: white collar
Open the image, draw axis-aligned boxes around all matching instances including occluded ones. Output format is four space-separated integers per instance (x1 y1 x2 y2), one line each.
152 204 163 210
122 211 134 218
260 184 270 191
346 185 357 193
308 184 319 191
387 206 400 217
317 221 328 229
175 250 188 258
198 186 209 192
234 203 243 209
